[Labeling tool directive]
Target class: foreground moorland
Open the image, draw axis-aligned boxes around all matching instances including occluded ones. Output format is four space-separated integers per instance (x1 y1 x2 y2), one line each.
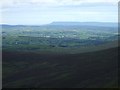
3 47 119 88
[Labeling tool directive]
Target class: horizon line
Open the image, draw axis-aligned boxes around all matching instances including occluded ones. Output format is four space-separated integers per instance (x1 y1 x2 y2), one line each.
0 21 118 26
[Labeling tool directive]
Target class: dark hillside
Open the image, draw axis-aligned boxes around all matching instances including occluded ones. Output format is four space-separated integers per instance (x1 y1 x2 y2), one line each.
2 47 119 88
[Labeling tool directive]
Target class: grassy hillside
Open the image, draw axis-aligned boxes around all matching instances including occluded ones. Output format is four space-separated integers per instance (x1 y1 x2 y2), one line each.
2 47 119 88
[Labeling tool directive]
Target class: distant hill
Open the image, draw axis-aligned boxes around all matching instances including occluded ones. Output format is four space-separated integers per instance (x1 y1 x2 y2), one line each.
0 22 118 27
0 24 26 28
49 22 118 27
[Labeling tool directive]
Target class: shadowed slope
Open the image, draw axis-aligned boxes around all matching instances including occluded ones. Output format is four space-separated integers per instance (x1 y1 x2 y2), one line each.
2 47 119 88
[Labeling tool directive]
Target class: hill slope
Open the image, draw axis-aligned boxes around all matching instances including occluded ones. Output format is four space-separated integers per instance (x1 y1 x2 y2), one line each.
2 47 119 88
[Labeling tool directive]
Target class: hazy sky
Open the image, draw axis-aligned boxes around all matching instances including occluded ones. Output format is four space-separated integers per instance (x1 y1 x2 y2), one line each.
0 0 119 25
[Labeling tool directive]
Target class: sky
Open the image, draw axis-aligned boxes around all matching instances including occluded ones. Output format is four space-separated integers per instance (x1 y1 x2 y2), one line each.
0 0 119 25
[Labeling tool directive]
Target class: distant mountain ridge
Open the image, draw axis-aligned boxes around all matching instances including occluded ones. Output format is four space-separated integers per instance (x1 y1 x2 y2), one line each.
0 22 118 27
49 22 118 27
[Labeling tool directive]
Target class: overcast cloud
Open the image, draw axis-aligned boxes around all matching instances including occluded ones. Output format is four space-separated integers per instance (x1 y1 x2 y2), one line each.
1 0 118 8
0 0 119 25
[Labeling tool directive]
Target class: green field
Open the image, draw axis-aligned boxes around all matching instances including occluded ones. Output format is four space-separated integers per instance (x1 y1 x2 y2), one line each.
2 25 118 53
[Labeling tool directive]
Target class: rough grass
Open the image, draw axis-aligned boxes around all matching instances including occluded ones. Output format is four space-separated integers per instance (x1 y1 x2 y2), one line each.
2 47 119 88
